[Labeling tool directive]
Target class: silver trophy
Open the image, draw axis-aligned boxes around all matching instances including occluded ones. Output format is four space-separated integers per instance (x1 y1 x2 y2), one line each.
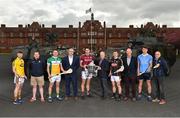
86 61 99 77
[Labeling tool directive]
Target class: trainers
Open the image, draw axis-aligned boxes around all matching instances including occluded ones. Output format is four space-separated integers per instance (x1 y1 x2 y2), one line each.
56 96 63 101
159 100 166 105
152 98 160 103
147 95 152 102
136 94 142 101
124 97 128 101
40 98 45 103
111 95 116 99
30 98 36 103
116 95 122 101
48 97 53 103
132 97 136 102
18 99 24 104
87 94 93 97
81 95 85 100
74 97 78 100
13 100 21 105
65 97 69 101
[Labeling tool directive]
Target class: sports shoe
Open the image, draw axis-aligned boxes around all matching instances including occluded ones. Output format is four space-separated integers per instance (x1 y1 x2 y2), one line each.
136 94 142 101
124 97 128 101
116 95 122 101
56 96 63 101
13 100 21 105
40 98 45 103
30 98 36 103
81 95 85 100
87 94 93 97
111 95 116 99
147 95 152 102
159 99 166 105
152 98 160 103
18 99 24 104
47 97 53 103
132 97 136 102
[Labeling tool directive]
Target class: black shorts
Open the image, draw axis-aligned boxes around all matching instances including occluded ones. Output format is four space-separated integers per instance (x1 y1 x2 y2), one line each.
138 73 151 80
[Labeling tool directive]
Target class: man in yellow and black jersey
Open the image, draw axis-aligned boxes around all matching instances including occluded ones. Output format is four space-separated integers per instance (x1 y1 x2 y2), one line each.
12 51 26 105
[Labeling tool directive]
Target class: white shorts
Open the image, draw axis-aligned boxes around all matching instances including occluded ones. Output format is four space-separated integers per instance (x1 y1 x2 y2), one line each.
81 71 93 80
14 76 25 84
49 75 61 83
111 76 121 82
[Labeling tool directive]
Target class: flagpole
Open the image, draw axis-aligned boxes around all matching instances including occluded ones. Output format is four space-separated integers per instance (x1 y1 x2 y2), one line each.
90 13 93 52
85 8 93 52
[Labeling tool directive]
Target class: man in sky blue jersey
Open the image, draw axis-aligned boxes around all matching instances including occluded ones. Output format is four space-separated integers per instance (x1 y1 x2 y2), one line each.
137 46 153 102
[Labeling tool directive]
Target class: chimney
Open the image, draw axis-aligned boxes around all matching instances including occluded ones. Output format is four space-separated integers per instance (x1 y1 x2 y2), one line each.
79 22 81 28
52 25 56 28
129 25 134 28
1 24 6 28
104 21 106 28
18 24 23 28
141 24 143 28
162 25 167 28
155 24 158 28
69 25 73 28
112 25 116 28
42 24 45 28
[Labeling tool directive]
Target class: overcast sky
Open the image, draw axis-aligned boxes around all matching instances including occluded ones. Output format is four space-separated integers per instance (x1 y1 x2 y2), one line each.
0 0 180 27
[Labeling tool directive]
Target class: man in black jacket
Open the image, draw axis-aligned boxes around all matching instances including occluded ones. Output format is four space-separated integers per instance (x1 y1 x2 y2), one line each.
152 51 169 105
29 51 46 103
95 51 110 99
122 48 137 101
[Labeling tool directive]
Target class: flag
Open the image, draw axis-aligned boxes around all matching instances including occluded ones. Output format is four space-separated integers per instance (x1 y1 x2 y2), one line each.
86 8 92 14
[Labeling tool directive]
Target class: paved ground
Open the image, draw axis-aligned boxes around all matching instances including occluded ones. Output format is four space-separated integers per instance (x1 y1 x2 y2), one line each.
0 54 180 117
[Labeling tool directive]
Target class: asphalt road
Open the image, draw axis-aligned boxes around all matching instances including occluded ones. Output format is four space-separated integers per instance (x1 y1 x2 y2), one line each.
0 54 180 117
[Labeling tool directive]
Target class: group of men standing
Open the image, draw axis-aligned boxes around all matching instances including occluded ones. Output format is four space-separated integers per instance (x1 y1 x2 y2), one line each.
12 46 169 105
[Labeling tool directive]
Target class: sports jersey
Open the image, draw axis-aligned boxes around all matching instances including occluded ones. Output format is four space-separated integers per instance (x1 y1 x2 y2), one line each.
47 56 62 75
80 54 94 66
138 54 152 73
110 58 123 76
12 57 25 77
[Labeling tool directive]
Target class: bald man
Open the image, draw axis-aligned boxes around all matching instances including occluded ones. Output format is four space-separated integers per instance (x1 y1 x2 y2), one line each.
152 51 169 105
122 48 137 101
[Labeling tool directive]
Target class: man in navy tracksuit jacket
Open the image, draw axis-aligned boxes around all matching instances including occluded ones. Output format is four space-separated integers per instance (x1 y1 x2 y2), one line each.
152 51 169 105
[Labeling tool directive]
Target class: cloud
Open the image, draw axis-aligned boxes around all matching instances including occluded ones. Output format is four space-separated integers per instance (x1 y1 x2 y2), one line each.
0 0 179 27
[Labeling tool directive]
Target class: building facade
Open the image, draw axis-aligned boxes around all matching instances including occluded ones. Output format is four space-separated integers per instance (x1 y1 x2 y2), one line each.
0 19 180 53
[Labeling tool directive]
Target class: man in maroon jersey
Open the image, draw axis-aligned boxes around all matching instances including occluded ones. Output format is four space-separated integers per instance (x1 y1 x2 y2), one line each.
80 48 94 99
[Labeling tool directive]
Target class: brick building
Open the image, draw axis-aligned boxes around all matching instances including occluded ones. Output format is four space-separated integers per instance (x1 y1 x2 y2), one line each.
0 18 180 53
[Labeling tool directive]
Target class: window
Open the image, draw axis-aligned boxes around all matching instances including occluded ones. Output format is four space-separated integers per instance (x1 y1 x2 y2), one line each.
88 32 97 36
19 33 23 37
109 33 112 38
163 33 166 37
127 33 131 38
0 32 5 38
73 33 76 38
98 32 104 36
34 33 39 37
81 32 86 36
137 33 140 37
88 39 97 44
10 32 14 37
83 39 86 44
64 33 67 38
99 39 102 44
118 33 121 38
